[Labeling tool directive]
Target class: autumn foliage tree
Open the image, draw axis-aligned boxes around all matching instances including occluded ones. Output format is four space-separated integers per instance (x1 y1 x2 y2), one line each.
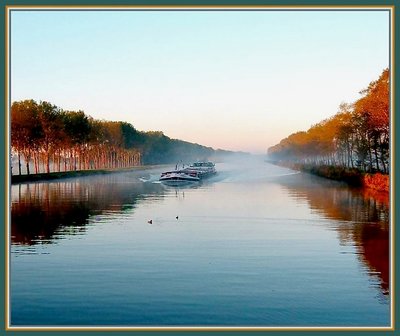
11 100 219 175
268 69 390 173
10 101 141 175
11 100 42 175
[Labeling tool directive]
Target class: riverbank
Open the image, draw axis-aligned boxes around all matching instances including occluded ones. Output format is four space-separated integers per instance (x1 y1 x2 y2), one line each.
268 161 389 193
363 172 390 193
10 165 165 184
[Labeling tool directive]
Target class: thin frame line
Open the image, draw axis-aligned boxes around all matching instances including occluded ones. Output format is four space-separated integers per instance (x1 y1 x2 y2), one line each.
5 4 396 10
4 4 395 331
4 4 10 331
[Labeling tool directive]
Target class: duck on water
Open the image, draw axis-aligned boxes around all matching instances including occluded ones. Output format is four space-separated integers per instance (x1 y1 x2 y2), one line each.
159 162 216 184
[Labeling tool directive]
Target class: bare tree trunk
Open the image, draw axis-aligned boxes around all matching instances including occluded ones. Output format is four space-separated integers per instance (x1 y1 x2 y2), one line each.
52 153 56 173
18 152 21 175
69 150 74 171
373 145 379 172
79 148 82 170
64 151 68 172
46 152 50 173
378 135 387 174
33 152 37 174
367 135 373 172
57 149 61 172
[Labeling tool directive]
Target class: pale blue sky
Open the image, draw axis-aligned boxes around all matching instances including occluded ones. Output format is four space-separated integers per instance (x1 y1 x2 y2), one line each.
10 9 390 153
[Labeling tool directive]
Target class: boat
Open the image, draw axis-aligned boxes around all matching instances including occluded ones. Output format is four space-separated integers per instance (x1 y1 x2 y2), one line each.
186 162 216 178
159 169 200 184
159 162 216 184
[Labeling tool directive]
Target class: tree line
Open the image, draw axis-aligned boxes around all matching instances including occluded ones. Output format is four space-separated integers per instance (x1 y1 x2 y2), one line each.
268 69 389 173
11 100 223 175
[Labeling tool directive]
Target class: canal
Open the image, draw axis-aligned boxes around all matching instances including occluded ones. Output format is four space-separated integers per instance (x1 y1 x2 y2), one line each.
9 160 390 327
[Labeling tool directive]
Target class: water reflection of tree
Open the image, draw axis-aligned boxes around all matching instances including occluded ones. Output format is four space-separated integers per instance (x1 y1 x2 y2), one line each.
11 177 163 245
277 173 389 297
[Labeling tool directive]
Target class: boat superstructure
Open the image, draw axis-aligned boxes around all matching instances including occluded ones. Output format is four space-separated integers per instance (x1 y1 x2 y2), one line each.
159 162 216 184
186 162 216 178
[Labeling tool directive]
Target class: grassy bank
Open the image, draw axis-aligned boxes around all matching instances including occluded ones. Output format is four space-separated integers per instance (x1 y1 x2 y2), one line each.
269 160 389 192
300 164 364 187
10 165 162 184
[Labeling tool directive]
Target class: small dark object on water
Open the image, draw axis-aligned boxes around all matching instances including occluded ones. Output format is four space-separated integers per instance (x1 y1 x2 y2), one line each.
176 216 179 220
148 220 153 224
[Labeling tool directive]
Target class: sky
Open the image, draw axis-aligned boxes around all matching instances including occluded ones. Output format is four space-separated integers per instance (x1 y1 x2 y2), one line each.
10 9 390 154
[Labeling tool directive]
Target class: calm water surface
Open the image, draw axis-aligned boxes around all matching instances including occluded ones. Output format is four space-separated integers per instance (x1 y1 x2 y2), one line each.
10 161 390 327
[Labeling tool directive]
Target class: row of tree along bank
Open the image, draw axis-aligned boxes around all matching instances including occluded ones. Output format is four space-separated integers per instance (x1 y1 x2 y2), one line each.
11 100 237 176
267 68 389 192
268 69 389 175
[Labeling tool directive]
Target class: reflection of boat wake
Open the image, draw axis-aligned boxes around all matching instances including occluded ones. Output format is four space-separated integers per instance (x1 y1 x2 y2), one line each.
212 166 301 183
271 172 301 177
138 174 163 183
160 179 199 187
160 180 202 190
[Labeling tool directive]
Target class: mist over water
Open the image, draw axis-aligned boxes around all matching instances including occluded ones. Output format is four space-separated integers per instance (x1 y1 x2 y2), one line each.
10 159 390 327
